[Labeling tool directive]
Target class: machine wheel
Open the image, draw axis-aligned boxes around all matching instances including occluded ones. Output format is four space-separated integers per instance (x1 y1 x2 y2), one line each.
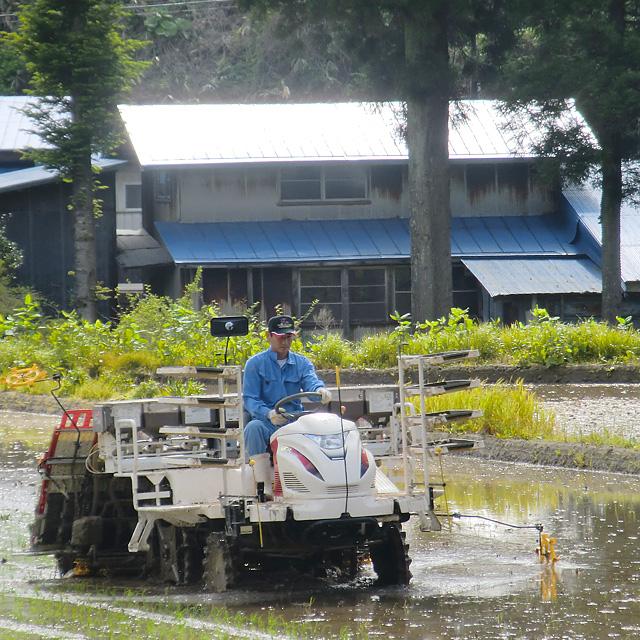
370 523 412 586
323 547 359 583
202 531 236 593
156 523 202 585
56 552 75 576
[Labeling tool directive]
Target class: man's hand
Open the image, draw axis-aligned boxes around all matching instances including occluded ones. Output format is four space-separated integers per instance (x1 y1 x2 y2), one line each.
317 387 332 405
268 409 288 426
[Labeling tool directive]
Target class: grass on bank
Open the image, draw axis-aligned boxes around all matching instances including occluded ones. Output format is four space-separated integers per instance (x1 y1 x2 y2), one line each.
419 380 640 450
1 280 640 404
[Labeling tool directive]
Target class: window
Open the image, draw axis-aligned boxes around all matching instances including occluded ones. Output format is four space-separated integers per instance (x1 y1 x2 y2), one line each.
280 166 321 200
452 263 480 317
325 167 367 200
300 269 342 322
124 184 142 210
394 266 411 315
280 165 367 202
154 171 173 202
348 268 386 322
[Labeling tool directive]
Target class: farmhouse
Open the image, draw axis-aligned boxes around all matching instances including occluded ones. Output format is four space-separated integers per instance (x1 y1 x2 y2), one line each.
118 100 628 333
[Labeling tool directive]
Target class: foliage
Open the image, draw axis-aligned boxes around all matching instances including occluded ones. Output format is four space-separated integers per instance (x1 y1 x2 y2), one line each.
418 380 556 440
0 214 28 315
0 214 22 278
306 332 354 369
3 299 640 399
498 0 640 323
4 0 148 320
6 0 148 175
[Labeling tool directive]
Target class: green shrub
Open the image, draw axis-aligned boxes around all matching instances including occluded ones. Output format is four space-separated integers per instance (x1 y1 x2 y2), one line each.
306 333 354 369
101 350 162 374
353 332 398 368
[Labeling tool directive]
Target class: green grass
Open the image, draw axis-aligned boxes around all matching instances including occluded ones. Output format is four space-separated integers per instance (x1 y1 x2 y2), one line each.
0 591 330 640
3 295 640 400
417 379 640 450
417 380 557 440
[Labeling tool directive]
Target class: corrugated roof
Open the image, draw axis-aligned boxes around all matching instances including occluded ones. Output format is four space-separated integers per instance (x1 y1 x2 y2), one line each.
119 100 587 168
0 159 127 194
0 96 50 152
563 187 640 282
155 214 580 266
117 230 172 268
462 257 601 296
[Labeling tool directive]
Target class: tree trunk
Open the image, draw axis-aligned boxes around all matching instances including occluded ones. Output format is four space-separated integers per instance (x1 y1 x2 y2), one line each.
72 155 97 321
599 0 625 324
600 143 623 324
405 2 452 322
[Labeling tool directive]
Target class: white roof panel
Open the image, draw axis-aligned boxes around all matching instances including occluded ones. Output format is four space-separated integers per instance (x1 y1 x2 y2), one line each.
119 100 581 168
0 96 50 152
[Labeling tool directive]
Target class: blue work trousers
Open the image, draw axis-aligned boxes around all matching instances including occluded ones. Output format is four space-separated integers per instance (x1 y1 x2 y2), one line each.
244 418 278 458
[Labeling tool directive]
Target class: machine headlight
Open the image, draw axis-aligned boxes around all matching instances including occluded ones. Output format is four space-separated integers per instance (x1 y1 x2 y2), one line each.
305 433 345 450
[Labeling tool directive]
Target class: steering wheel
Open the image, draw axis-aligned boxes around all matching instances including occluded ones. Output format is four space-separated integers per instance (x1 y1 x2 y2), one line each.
273 391 326 422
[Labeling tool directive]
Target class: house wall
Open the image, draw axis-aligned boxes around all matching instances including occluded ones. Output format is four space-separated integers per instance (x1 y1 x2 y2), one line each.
115 167 142 230
147 160 555 224
0 175 118 316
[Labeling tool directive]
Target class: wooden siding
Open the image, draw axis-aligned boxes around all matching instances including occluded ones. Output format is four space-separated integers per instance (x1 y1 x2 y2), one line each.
145 161 555 225
0 175 117 315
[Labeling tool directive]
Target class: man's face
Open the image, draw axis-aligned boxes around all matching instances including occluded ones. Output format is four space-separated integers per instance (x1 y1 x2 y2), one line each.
268 332 294 358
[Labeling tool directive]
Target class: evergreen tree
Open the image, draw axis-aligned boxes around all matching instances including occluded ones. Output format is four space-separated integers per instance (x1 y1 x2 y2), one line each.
6 0 147 320
244 0 511 321
501 0 640 323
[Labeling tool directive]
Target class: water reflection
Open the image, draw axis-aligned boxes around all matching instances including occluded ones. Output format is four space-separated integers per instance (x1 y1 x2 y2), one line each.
2 411 640 639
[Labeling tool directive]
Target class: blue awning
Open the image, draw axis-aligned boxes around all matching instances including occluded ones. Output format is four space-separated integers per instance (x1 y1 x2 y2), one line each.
155 214 581 266
462 257 601 296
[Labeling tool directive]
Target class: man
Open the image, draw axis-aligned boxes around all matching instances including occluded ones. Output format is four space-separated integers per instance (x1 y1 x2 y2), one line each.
243 314 332 459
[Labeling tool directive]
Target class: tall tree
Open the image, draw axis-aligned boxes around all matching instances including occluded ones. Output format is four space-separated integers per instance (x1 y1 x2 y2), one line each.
500 0 640 323
6 0 147 320
242 1 514 321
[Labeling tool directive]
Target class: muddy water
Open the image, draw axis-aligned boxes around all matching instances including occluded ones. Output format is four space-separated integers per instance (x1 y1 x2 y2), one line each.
535 383 640 440
1 408 640 639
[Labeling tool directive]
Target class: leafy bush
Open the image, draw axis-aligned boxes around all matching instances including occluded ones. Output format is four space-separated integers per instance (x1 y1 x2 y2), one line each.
306 333 354 369
3 296 640 400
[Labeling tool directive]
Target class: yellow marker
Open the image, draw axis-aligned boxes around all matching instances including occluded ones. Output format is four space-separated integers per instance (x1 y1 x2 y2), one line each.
3 365 47 388
335 366 341 388
72 559 91 577
540 564 558 601
537 533 559 563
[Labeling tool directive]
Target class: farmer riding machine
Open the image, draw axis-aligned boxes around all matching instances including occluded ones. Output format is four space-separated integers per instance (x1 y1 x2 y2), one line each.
30 317 481 591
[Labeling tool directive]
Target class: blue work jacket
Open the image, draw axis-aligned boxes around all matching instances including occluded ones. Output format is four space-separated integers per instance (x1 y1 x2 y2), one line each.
243 348 325 422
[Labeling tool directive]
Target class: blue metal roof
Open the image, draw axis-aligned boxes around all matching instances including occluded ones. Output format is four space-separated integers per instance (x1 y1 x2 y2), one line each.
155 214 581 265
563 187 640 283
462 257 601 296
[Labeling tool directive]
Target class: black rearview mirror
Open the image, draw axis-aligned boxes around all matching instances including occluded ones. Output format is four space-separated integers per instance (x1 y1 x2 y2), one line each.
210 316 249 337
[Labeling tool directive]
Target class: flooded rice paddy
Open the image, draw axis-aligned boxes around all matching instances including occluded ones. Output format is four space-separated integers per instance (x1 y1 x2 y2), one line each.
535 383 640 441
1 388 640 639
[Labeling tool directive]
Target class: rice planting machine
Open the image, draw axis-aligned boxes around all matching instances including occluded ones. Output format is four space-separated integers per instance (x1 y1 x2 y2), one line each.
30 319 483 591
